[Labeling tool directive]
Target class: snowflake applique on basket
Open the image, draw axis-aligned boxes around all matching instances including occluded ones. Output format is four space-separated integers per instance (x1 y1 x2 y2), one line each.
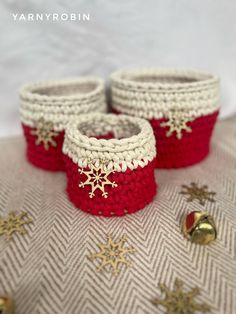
79 161 118 198
30 118 59 150
160 111 193 140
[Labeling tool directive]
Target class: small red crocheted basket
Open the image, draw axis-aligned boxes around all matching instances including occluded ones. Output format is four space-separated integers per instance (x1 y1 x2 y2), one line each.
111 69 220 168
62 113 157 217
19 78 106 171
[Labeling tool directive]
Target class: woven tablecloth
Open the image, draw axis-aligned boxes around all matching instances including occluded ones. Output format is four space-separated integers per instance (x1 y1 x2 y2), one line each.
0 116 236 314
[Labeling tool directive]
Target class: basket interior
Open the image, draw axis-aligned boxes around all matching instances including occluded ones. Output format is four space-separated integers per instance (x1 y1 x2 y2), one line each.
32 82 98 97
130 74 200 84
122 72 210 84
78 117 140 140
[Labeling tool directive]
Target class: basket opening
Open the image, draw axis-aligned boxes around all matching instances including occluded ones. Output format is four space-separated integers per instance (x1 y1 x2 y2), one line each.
128 74 201 84
32 82 98 97
78 118 141 140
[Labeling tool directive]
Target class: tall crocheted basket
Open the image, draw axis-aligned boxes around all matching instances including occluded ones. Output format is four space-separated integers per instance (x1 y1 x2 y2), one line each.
63 113 157 217
20 78 106 171
111 69 220 168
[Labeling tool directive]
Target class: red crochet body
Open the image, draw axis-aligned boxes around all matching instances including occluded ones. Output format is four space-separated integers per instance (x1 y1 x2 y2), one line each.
112 109 218 168
22 124 65 171
151 111 219 168
63 155 157 217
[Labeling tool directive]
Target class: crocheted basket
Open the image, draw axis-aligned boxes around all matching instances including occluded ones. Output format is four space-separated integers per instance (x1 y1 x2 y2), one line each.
63 113 157 217
111 69 220 168
20 78 106 171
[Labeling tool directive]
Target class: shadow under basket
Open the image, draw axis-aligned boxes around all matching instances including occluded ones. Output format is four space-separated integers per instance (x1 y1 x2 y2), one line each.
22 124 65 171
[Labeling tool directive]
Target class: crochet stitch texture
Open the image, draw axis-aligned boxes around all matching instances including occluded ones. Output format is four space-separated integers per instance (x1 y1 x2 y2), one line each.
20 78 106 171
111 68 220 168
63 113 157 216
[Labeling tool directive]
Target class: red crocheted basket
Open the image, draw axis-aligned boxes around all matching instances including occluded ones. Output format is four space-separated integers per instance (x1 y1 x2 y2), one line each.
62 113 157 217
111 69 220 168
22 123 65 171
19 78 106 171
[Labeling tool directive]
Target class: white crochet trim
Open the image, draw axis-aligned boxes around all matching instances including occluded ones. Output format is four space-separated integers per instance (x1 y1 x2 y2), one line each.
20 78 106 131
111 69 220 120
63 113 156 172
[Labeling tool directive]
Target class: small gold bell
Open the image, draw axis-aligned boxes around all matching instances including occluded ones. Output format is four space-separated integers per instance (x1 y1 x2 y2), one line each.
182 211 217 245
0 296 14 314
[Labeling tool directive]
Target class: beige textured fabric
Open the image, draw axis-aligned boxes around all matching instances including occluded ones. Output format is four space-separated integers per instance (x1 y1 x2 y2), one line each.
0 116 236 314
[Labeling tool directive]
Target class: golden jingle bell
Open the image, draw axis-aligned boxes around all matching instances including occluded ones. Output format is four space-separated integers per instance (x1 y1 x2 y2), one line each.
0 296 14 314
182 211 217 245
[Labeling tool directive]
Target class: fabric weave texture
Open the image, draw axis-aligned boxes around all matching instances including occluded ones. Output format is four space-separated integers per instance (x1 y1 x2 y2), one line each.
0 116 235 314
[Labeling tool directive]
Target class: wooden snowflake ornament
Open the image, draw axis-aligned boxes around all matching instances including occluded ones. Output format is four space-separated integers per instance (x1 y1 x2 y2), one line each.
31 118 58 150
0 212 32 240
151 278 210 314
180 182 216 205
79 163 118 198
161 111 192 139
89 234 135 275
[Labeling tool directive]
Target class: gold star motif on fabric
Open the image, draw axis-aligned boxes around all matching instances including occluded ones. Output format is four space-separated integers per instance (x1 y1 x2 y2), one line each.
0 212 32 240
180 182 216 205
0 296 14 314
151 278 211 314
30 118 58 150
89 234 136 275
79 163 118 198
160 112 192 139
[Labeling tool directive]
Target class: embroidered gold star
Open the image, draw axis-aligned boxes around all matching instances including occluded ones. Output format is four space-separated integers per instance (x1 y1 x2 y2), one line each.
160 112 192 139
0 212 32 240
180 182 216 205
79 164 118 198
151 278 211 314
89 234 136 275
30 118 58 150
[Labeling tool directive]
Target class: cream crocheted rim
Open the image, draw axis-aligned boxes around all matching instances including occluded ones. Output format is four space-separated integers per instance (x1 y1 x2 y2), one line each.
63 113 156 172
20 77 105 101
111 68 220 119
111 68 219 90
20 77 106 131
